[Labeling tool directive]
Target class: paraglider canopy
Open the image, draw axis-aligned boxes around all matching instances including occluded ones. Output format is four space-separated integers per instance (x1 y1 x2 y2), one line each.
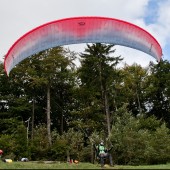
4 16 162 75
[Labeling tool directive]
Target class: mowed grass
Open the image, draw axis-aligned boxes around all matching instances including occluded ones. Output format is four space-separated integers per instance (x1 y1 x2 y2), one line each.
1 161 170 169
0 161 100 169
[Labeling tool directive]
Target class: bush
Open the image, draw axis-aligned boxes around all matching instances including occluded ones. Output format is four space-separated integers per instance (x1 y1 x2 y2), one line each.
30 124 50 161
51 139 68 161
13 124 28 160
109 106 170 165
144 123 170 164
0 134 16 159
78 145 91 162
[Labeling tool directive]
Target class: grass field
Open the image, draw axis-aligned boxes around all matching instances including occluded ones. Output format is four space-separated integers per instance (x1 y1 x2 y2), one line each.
0 161 170 169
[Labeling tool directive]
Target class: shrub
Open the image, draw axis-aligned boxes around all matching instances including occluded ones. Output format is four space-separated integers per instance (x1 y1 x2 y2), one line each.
0 134 16 159
109 106 170 165
30 124 49 160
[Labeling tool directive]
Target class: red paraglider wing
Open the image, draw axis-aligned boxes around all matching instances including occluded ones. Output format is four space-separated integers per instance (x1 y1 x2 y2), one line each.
4 16 162 75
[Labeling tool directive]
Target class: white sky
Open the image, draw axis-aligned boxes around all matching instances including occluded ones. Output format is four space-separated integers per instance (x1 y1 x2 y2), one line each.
0 0 170 67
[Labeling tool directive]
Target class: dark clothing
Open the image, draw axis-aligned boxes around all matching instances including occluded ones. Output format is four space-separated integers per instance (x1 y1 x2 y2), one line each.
95 144 113 167
99 152 113 167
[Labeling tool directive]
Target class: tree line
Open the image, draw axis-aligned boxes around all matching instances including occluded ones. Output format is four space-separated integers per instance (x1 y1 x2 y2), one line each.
0 43 170 165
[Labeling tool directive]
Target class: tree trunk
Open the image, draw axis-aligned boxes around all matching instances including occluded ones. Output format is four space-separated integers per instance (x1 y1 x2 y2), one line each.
104 91 111 135
99 60 111 136
31 97 35 141
91 142 94 164
60 91 64 135
61 111 64 135
66 150 70 162
47 84 52 146
136 88 142 114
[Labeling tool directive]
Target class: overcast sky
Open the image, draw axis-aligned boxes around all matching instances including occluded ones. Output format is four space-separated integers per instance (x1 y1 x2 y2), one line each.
0 0 170 67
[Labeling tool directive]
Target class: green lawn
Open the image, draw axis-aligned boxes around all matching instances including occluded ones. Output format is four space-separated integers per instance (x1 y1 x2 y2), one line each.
0 161 170 169
1 161 100 169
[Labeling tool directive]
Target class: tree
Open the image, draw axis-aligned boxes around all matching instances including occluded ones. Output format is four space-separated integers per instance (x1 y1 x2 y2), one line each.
110 105 170 165
145 60 170 126
119 64 148 116
78 43 122 135
10 46 76 145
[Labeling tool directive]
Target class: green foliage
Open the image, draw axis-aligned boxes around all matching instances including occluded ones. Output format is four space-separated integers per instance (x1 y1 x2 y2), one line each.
119 64 148 115
78 145 92 162
110 106 170 165
30 124 49 160
138 115 161 131
0 134 16 159
145 60 170 126
0 122 28 160
51 138 68 160
89 131 105 145
0 118 21 134
52 128 84 161
76 43 123 134
143 123 170 164
13 124 28 160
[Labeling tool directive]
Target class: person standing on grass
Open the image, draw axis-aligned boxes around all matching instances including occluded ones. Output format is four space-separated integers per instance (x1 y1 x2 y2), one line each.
95 141 113 167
